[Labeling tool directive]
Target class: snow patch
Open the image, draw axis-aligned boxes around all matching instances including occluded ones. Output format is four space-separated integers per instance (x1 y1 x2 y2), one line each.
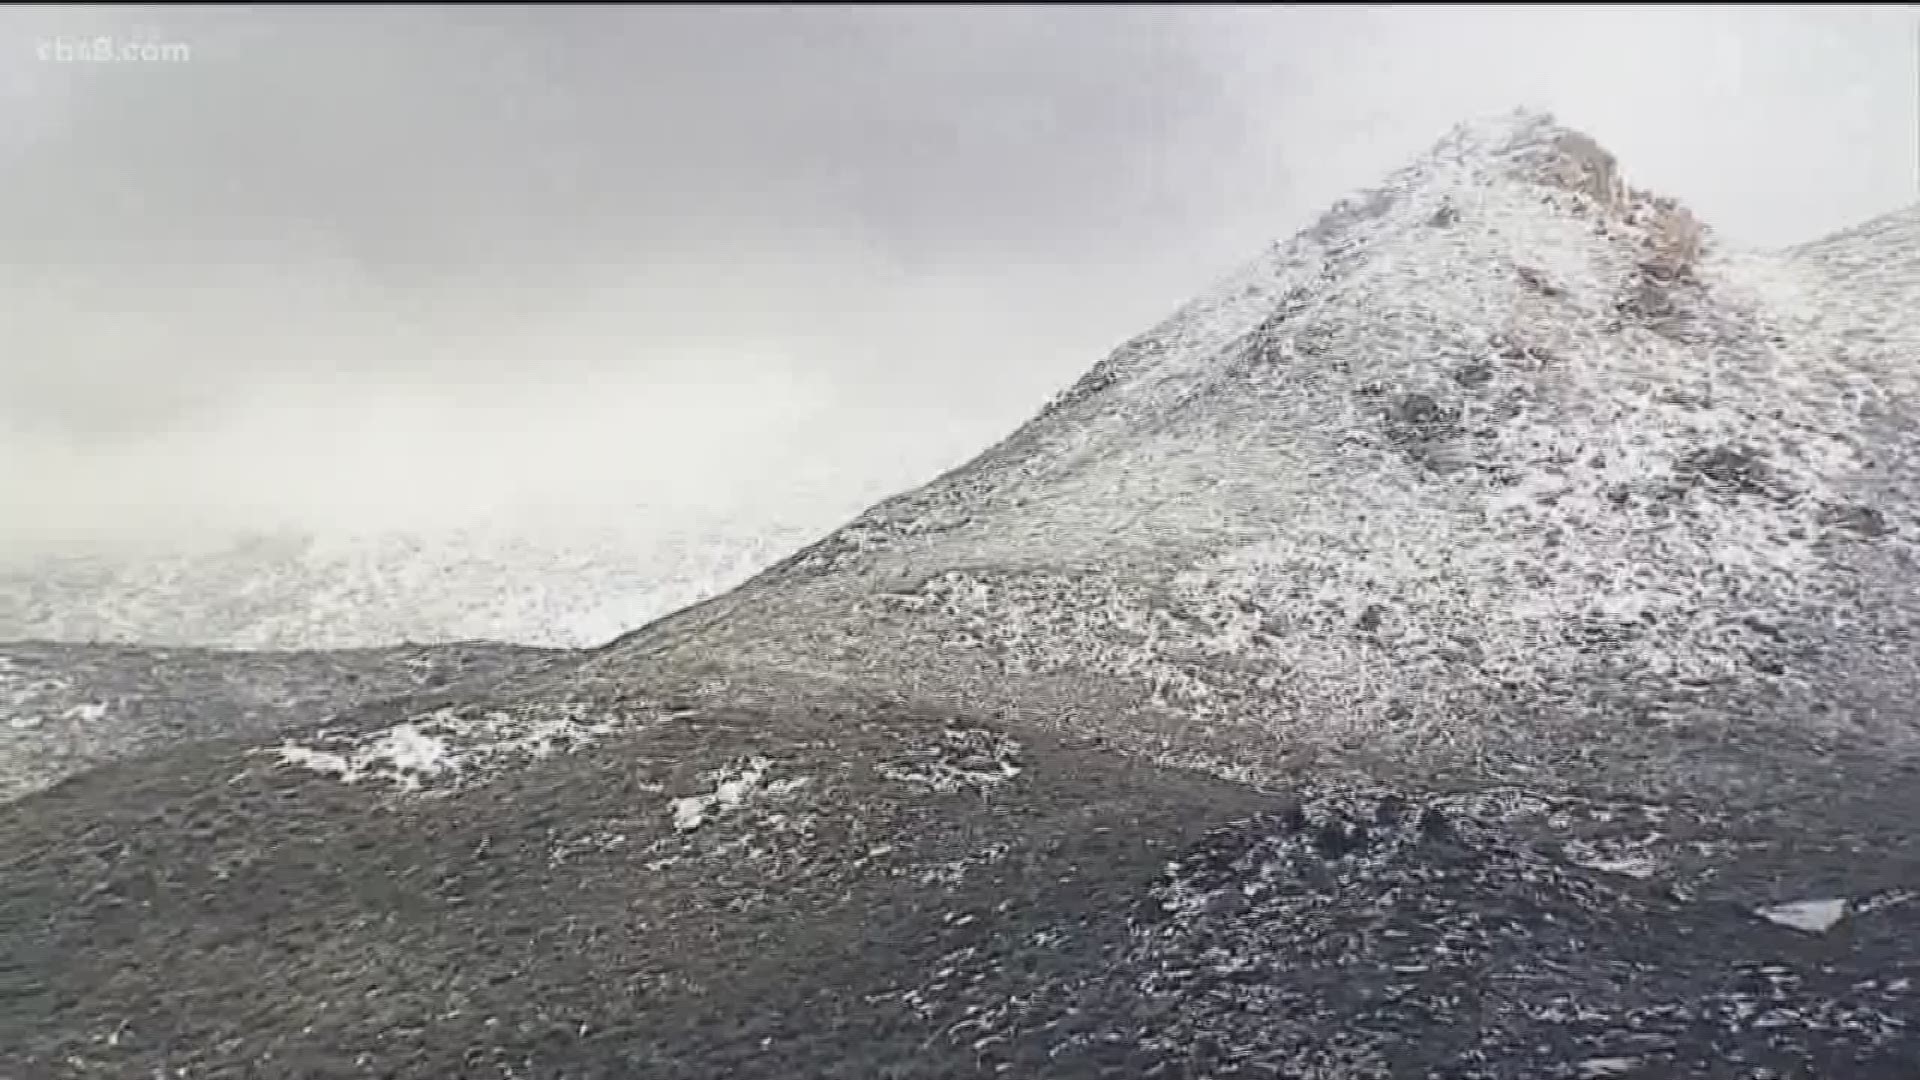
878 726 1023 793
0 661 81 733
1756 898 1849 934
1563 837 1663 880
260 702 624 794
1571 852 1659 880
670 757 773 831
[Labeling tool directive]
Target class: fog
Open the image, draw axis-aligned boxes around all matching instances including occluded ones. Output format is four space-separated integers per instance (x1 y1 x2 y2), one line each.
1 5 1914 562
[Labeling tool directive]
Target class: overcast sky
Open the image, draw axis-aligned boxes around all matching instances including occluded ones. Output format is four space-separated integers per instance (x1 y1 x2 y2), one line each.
0 4 1914 558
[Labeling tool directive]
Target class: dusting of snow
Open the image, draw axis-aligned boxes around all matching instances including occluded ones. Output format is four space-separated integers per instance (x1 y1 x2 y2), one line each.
898 777 1916 1076
607 110 1920 797
271 723 452 789
546 829 630 868
0 511 834 650
9 110 1919 1080
1565 843 1661 881
877 726 1023 793
670 757 774 831
259 702 628 794
0 659 72 733
1856 889 1917 916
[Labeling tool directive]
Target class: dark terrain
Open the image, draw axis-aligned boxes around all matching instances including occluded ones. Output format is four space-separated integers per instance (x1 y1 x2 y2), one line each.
0 639 567 802
8 680 1919 1078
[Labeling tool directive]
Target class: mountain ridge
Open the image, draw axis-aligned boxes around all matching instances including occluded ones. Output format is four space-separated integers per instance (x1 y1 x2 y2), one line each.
564 108 1919 803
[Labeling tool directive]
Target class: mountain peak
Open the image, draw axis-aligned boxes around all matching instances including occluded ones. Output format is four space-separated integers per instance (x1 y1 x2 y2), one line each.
585 112 1914 806
1307 107 1700 273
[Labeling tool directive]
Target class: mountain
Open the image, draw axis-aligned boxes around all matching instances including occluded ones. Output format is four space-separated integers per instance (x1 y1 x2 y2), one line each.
0 513 834 651
567 112 1920 805
5 111 1919 1079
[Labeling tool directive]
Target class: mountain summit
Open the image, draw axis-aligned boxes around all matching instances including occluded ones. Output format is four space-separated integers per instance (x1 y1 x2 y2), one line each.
572 108 1919 800
7 113 1920 1079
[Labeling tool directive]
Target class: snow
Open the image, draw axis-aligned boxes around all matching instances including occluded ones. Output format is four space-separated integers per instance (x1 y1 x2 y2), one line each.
272 723 451 789
0 657 71 733
0 510 838 650
1567 849 1660 881
616 109 1920 797
17 108 1920 818
261 702 630 793
876 726 1024 793
670 757 773 831
1756 898 1850 934
9 111 1920 1078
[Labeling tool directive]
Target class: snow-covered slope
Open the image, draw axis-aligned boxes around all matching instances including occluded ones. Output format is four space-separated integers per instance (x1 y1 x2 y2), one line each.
577 110 1920 801
0 512 826 650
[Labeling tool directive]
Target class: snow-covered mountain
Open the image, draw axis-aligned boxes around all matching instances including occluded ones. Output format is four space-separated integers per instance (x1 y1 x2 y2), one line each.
0 514 821 650
8 111 1920 1079
1 421 969 651
569 109 1920 803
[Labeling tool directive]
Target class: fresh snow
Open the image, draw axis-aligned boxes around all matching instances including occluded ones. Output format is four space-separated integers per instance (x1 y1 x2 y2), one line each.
0 512 837 651
0 656 70 733
262 703 629 793
1756 897 1850 934
670 757 775 831
595 109 1920 799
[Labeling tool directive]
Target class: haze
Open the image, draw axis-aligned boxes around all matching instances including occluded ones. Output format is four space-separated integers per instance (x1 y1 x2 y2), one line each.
1 5 1913 563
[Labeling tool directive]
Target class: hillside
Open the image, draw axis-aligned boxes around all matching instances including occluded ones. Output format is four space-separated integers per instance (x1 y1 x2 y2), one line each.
571 112 1920 804
4 111 1918 1079
0 514 829 651
0 638 566 801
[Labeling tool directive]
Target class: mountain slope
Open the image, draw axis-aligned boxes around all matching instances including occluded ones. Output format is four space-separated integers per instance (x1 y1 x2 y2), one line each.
5 111 1919 1079
0 638 566 801
573 111 1920 802
0 514 828 651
